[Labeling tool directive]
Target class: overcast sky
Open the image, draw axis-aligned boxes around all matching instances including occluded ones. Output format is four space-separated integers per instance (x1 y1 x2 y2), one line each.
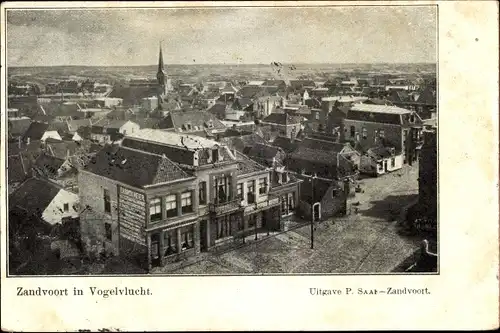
7 6 437 67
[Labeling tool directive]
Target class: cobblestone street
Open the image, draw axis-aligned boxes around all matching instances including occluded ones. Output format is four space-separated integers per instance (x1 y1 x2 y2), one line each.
153 165 423 274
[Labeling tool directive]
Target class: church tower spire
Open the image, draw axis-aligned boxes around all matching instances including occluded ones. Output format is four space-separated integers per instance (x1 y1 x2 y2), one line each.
157 42 166 87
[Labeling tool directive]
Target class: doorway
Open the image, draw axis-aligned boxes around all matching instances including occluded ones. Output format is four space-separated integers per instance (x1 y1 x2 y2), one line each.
383 160 388 172
199 220 208 252
313 203 321 222
150 233 161 267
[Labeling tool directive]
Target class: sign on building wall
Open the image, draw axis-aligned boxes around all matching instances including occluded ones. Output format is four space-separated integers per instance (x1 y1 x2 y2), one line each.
118 186 146 246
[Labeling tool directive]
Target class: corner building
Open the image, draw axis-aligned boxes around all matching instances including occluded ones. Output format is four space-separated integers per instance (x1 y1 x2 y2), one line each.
79 129 281 270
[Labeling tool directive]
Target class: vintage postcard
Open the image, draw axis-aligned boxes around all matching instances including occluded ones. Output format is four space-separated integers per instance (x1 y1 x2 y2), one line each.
1 1 498 331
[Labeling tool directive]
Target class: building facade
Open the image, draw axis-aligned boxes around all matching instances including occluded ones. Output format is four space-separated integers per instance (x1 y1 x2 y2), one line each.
342 104 423 165
79 129 283 270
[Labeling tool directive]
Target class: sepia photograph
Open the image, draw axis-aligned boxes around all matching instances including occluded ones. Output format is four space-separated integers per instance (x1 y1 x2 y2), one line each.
4 4 439 276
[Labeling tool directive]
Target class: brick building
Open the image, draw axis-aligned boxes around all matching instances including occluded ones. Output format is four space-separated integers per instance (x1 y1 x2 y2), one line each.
79 129 283 270
342 104 424 166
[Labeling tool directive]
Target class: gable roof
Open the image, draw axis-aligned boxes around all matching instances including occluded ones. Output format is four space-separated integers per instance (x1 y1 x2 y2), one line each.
85 145 191 188
244 143 282 162
22 122 50 141
9 178 61 215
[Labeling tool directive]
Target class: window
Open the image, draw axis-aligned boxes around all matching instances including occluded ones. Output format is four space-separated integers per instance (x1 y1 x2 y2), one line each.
212 148 219 162
181 191 193 214
103 189 111 213
180 225 194 250
281 172 288 184
362 128 367 139
350 126 355 138
164 230 177 256
199 181 207 205
105 223 112 241
237 183 244 200
288 193 295 211
247 180 255 204
332 188 337 198
379 129 385 138
63 203 69 212
166 195 177 218
410 114 415 123
214 176 229 204
149 198 162 222
391 158 395 167
258 178 267 195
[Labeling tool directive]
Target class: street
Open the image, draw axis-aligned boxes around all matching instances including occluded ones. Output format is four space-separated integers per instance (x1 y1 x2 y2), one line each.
153 164 423 274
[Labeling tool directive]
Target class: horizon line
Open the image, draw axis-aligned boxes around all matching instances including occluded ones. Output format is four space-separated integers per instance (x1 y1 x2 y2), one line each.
8 61 438 68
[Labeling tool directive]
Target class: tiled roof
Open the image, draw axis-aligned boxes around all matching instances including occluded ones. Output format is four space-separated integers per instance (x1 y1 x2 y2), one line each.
162 111 226 131
22 122 50 141
33 153 67 178
262 113 302 125
46 141 81 159
207 103 227 119
219 133 267 152
85 145 191 188
346 110 403 125
9 177 61 215
234 151 267 176
237 85 264 99
244 143 282 161
67 119 92 133
8 155 32 184
8 117 33 137
271 136 301 153
300 137 347 153
47 121 70 134
109 85 159 106
262 80 286 87
289 80 316 89
134 117 162 129
289 146 336 165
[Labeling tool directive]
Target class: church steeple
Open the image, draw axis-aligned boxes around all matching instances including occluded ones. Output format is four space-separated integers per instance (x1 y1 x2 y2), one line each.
157 42 166 87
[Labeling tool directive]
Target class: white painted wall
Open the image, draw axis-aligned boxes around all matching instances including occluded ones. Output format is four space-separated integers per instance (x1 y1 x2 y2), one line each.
121 121 140 135
42 189 79 225
386 154 403 172
41 131 62 142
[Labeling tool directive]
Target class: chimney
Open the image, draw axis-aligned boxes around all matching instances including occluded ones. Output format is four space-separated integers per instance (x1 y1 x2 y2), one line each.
27 137 31 145
18 137 22 148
